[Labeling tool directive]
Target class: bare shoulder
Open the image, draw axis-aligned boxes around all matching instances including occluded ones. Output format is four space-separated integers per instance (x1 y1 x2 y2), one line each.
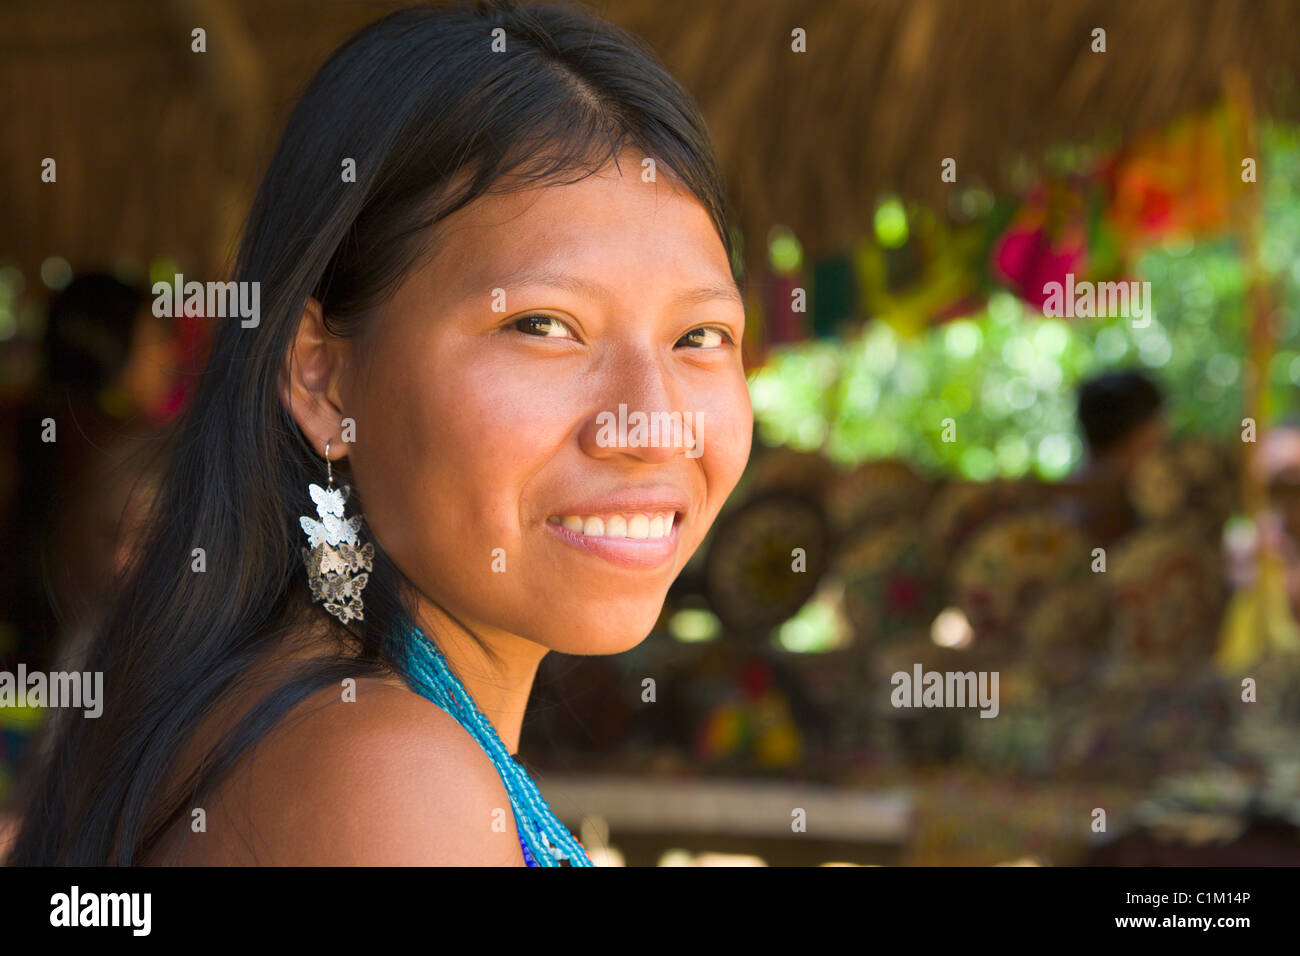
162 678 525 865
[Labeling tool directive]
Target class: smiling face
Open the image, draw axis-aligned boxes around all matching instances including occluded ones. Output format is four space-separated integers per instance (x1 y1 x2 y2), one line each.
338 154 752 655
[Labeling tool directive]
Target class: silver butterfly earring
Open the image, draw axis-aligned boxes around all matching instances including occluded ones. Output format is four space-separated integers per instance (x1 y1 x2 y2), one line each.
300 439 374 624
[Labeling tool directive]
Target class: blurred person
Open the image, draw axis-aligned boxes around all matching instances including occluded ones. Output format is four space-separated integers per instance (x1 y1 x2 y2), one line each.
1224 422 1300 624
0 274 174 811
8 0 753 866
1256 423 1300 542
7 273 173 676
1059 369 1167 545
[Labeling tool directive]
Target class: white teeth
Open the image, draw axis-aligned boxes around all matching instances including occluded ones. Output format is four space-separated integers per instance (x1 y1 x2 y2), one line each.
549 511 677 540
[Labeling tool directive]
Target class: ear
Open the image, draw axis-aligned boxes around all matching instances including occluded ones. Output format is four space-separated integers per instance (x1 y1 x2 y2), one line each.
279 297 352 461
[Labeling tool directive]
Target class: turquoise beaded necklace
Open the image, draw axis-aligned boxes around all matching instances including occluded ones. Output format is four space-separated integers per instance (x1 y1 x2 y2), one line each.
397 618 593 867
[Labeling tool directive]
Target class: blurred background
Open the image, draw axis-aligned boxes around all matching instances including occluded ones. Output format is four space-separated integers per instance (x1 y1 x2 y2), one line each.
4 0 1300 865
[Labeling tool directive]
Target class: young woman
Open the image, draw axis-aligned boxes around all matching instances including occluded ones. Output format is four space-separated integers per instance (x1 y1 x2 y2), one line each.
8 0 751 865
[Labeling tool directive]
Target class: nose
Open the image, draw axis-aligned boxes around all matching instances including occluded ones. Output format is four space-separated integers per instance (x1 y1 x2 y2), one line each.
578 347 696 464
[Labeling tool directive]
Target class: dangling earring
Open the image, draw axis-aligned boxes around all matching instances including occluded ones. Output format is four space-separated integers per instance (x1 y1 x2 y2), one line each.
300 439 374 624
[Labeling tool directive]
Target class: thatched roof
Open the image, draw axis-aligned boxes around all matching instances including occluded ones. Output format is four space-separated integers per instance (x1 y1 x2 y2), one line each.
3 0 1298 284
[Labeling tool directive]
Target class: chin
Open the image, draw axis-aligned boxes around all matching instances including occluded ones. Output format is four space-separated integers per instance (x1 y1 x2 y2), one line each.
538 607 664 656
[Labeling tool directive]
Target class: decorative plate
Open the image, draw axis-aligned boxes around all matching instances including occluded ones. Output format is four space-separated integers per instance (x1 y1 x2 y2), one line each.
703 493 830 637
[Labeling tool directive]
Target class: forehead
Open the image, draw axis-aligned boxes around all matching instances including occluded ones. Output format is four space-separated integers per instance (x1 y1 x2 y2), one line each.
425 159 731 300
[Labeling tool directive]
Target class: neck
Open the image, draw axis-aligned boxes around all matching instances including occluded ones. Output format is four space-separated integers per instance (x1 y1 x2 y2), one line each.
411 600 547 756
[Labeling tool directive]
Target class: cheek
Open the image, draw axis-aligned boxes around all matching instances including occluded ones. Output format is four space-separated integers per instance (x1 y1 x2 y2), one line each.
346 339 573 600
693 372 754 522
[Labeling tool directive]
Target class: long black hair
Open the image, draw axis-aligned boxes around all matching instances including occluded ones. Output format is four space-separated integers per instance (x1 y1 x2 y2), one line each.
9 0 739 865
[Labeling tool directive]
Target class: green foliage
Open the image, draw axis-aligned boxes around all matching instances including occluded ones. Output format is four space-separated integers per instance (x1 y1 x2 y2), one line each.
751 122 1300 480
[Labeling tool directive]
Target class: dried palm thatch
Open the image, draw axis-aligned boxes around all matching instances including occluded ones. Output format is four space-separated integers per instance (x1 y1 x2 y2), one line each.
1 0 1297 282
622 0 1300 269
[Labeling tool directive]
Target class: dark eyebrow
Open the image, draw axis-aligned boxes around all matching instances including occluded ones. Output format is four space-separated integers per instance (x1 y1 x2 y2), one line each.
495 266 743 308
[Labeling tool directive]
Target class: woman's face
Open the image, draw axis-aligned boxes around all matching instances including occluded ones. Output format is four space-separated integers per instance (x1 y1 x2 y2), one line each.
341 155 752 655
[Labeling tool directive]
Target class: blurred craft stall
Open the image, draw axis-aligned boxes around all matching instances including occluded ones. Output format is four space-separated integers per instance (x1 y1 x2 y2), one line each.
4 0 1300 865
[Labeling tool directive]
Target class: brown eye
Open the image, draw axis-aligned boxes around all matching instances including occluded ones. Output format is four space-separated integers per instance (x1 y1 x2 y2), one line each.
678 327 733 348
513 314 574 338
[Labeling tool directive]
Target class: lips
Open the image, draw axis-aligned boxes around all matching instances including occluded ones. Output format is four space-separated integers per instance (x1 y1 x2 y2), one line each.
548 488 691 519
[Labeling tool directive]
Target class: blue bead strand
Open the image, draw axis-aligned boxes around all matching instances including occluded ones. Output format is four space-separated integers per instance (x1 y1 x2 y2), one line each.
397 619 593 867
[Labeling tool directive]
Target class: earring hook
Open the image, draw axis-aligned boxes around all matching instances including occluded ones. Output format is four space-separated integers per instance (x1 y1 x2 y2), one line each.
324 439 333 487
